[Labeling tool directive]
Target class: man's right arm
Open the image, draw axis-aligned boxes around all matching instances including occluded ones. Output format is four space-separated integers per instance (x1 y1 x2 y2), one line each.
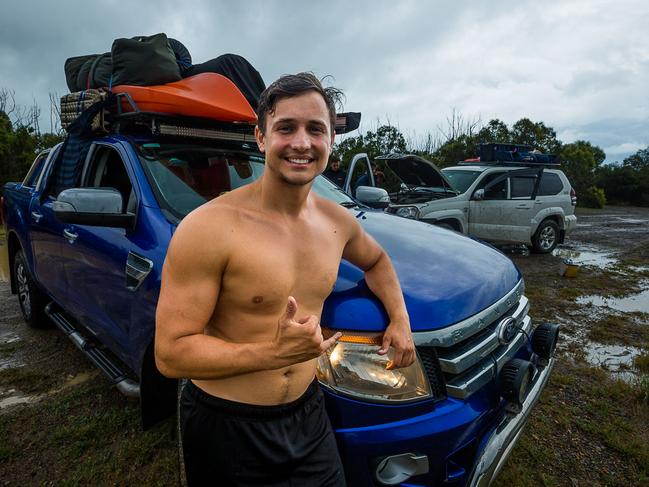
154 207 339 380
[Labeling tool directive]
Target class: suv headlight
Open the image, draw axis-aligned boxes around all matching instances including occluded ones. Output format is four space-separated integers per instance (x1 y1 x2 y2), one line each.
395 206 420 219
316 332 431 403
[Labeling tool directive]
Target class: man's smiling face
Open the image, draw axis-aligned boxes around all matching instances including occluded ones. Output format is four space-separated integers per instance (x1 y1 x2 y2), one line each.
255 91 334 187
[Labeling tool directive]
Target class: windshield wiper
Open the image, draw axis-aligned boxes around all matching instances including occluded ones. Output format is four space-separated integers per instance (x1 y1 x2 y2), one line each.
340 201 359 208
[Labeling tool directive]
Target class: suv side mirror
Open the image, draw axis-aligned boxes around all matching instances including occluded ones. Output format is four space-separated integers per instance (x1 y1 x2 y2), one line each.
356 186 390 209
53 188 135 229
472 189 485 201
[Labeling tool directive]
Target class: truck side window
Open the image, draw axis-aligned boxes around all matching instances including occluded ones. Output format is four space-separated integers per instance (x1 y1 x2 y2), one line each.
84 147 136 213
23 152 49 188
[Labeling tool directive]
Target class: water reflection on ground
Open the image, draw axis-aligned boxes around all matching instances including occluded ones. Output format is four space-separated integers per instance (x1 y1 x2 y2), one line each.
577 286 649 314
552 242 619 268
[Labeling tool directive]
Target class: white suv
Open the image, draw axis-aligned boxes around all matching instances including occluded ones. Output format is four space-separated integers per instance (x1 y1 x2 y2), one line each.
345 151 578 253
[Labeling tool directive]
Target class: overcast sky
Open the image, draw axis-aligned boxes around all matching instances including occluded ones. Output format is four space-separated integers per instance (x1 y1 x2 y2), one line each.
1 0 647 162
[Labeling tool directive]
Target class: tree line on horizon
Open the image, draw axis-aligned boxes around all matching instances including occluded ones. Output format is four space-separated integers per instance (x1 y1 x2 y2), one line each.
0 90 647 208
334 115 649 208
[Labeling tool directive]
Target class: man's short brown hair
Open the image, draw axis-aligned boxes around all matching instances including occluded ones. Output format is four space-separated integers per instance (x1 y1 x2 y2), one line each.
256 73 343 135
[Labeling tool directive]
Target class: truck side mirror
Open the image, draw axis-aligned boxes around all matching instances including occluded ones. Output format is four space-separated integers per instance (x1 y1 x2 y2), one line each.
53 188 135 229
356 186 390 209
472 189 485 201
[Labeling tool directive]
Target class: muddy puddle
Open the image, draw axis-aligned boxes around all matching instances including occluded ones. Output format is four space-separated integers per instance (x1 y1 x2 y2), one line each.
558 327 646 383
582 342 643 382
577 285 649 315
0 389 37 410
552 242 618 268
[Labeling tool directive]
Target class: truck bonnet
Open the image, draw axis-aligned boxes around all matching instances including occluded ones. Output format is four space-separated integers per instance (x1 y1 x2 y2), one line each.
321 209 522 333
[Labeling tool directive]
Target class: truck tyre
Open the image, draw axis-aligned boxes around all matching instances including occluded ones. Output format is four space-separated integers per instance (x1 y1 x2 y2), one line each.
532 219 559 254
13 250 49 327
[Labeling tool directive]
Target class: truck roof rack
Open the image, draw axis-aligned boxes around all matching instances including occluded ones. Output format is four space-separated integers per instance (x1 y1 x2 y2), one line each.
457 142 560 167
108 92 256 141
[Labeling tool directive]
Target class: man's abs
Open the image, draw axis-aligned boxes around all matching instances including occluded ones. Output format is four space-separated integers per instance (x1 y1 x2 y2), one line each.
192 359 317 405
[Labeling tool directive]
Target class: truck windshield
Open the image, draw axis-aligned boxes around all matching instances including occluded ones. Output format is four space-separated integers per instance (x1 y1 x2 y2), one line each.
441 169 483 194
135 141 355 219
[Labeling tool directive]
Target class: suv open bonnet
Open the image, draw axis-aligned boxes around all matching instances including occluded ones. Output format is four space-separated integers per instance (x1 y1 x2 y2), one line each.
377 153 454 190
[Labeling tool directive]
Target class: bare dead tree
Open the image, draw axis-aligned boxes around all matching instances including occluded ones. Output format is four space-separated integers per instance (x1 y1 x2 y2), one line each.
49 92 62 134
439 108 482 142
0 88 17 118
404 130 443 155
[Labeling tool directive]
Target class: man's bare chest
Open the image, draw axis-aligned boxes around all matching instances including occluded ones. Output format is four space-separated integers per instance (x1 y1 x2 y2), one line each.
219 219 346 312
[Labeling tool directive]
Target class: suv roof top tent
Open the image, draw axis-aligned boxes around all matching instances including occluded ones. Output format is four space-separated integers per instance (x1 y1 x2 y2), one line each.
458 142 560 168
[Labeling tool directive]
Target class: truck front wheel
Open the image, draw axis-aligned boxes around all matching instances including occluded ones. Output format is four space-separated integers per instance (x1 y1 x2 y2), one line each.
13 250 49 327
532 219 559 254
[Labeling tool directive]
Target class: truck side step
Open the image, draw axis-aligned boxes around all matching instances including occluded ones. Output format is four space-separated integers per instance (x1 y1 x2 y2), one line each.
44 303 140 398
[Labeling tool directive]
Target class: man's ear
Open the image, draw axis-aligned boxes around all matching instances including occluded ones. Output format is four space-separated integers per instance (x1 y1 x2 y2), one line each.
255 126 265 153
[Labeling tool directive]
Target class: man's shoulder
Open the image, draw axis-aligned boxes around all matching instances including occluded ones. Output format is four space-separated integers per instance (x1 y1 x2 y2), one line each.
311 193 356 225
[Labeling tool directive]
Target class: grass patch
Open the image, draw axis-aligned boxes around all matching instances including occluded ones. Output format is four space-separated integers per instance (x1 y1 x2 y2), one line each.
497 359 649 485
1 379 179 486
0 366 54 393
587 314 649 347
635 353 649 374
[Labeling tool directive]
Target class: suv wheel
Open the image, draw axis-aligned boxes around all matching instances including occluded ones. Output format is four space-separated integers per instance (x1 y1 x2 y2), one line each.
532 220 559 254
13 250 49 327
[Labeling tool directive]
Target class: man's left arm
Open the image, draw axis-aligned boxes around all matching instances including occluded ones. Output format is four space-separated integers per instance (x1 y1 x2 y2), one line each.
341 218 415 369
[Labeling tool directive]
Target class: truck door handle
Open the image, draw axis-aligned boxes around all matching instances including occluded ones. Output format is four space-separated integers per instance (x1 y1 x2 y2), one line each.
31 211 43 223
63 229 78 243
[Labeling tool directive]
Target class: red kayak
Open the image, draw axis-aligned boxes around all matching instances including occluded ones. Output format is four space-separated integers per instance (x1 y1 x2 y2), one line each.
112 73 257 123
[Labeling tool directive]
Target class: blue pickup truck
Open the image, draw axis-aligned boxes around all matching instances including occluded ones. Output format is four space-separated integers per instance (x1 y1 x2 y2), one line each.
1 111 558 486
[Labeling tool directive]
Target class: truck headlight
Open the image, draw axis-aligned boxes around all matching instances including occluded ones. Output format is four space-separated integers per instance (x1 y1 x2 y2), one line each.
395 206 420 219
316 332 432 403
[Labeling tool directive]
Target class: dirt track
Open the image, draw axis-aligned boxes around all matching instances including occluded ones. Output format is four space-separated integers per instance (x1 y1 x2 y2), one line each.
1 206 648 486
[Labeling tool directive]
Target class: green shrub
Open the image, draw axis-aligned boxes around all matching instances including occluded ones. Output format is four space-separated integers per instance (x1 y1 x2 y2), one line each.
579 186 607 208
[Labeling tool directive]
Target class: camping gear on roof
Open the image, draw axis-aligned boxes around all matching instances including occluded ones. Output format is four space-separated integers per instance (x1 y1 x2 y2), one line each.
111 33 181 87
60 89 108 132
65 53 112 92
64 35 192 92
112 73 257 123
185 54 265 110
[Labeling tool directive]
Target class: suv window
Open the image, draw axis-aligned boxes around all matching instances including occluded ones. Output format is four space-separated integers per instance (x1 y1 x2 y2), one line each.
510 176 536 198
478 172 507 200
537 172 563 196
23 152 49 187
83 146 135 213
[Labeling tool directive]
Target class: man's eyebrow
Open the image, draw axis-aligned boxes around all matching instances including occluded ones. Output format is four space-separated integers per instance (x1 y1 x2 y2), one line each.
273 117 328 126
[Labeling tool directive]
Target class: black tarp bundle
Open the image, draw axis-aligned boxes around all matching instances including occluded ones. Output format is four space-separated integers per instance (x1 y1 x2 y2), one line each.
185 54 265 110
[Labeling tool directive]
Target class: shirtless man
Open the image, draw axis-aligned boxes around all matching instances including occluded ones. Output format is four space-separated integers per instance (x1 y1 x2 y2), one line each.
155 73 415 486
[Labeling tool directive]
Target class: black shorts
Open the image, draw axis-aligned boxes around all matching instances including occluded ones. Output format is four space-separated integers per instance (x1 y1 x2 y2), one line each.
179 379 346 487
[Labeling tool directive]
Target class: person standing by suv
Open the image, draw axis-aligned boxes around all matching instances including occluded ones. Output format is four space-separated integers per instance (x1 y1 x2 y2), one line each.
323 155 346 187
154 73 415 486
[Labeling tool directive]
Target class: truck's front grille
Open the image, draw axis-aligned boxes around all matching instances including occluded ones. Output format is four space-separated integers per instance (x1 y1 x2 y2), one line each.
416 346 447 401
413 280 530 399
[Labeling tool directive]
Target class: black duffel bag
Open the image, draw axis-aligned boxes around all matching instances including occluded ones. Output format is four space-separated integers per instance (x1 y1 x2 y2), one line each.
111 33 181 86
64 53 112 92
64 34 190 92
